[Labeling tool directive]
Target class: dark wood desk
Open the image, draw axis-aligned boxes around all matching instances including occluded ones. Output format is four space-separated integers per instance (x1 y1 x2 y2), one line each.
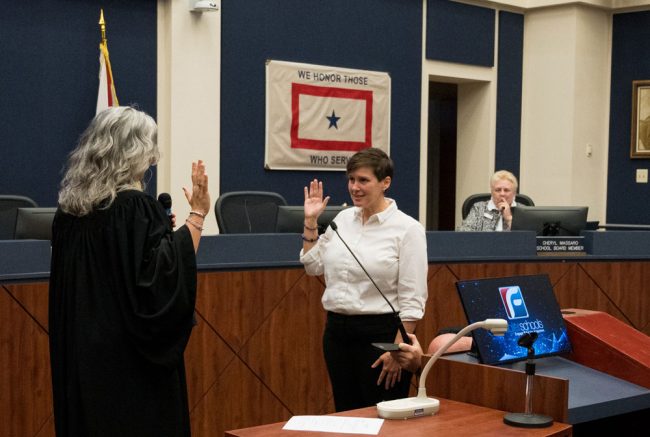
224 398 572 437
5 234 650 437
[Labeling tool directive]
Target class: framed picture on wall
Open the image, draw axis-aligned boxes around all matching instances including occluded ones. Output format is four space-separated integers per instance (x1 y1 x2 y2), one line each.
631 80 650 158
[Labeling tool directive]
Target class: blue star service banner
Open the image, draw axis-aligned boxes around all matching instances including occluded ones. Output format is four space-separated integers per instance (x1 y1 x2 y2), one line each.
265 60 390 170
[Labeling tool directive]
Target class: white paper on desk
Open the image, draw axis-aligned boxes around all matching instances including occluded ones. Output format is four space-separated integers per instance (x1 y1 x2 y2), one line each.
282 415 383 435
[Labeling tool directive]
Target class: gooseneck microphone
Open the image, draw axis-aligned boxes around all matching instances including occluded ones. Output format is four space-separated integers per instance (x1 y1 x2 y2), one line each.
157 193 173 222
329 221 412 345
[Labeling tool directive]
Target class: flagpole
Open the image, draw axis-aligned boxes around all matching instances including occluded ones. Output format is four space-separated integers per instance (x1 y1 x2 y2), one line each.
96 8 119 112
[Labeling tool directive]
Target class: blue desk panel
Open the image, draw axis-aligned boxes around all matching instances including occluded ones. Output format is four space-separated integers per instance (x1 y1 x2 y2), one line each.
0 240 51 282
196 234 303 270
427 231 537 261
2 231 650 282
582 230 650 257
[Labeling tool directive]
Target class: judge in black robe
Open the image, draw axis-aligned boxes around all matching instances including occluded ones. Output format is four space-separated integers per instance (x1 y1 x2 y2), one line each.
49 106 210 437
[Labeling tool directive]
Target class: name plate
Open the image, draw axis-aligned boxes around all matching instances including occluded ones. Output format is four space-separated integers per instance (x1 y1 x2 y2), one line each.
536 236 585 255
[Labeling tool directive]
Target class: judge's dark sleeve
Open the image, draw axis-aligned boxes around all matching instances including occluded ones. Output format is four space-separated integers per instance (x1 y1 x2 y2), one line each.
116 195 198 369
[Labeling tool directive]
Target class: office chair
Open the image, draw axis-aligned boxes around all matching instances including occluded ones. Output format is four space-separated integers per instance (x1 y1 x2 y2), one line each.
461 193 534 220
13 207 57 240
0 195 38 239
215 191 287 233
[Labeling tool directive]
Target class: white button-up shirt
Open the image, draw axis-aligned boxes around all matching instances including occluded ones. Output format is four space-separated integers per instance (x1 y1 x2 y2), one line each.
300 199 428 321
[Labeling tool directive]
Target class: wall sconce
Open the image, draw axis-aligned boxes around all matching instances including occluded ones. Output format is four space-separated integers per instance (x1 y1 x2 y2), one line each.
189 0 220 12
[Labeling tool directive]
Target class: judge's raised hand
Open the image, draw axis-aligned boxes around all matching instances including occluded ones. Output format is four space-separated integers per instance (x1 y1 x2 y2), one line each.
183 160 211 215
304 179 330 220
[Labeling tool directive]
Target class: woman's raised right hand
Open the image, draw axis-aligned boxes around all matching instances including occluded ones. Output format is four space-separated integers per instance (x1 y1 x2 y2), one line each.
304 179 330 220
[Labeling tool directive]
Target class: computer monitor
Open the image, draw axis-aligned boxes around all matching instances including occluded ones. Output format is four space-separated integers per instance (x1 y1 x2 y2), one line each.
13 207 57 240
275 205 349 234
511 205 589 236
455 274 571 365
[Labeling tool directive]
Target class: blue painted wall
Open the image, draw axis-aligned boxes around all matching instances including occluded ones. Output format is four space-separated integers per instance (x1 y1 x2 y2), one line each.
0 0 157 206
220 0 423 218
426 3 523 189
608 11 650 224
495 11 524 183
3 1 649 225
426 0 495 67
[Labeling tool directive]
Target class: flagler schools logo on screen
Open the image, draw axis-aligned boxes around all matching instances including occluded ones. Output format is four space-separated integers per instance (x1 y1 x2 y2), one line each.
499 286 529 320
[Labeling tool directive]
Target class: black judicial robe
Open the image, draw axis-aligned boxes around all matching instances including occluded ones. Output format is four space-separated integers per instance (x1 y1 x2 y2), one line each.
49 190 197 437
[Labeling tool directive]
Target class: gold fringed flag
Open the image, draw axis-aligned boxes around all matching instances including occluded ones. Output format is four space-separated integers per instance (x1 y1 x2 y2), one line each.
96 9 119 114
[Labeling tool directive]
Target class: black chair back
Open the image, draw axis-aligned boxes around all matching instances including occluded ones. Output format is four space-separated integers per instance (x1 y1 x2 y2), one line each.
0 195 38 239
215 191 287 233
461 193 534 219
14 207 57 240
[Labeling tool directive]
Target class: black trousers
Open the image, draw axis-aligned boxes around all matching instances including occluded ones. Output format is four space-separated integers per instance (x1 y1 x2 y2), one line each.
323 312 413 412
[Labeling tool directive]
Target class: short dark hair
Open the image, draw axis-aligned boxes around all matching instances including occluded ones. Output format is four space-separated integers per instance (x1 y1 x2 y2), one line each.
346 148 393 181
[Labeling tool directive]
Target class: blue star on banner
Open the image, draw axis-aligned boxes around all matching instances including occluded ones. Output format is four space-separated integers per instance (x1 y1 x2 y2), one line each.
326 110 341 129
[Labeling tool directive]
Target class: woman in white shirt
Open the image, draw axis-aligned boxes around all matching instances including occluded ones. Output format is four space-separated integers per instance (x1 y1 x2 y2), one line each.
300 148 428 412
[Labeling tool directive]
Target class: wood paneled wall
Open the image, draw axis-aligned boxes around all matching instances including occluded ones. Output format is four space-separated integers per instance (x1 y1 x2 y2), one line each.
2 260 649 436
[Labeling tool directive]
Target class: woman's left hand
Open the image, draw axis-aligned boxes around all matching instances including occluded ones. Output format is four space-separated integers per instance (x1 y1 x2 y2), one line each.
371 352 402 389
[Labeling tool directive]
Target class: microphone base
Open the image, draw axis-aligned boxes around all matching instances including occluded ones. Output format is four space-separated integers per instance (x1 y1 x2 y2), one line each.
503 412 553 428
376 396 440 420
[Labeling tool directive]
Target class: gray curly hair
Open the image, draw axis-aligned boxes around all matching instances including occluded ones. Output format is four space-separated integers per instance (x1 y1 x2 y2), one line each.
58 106 159 216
